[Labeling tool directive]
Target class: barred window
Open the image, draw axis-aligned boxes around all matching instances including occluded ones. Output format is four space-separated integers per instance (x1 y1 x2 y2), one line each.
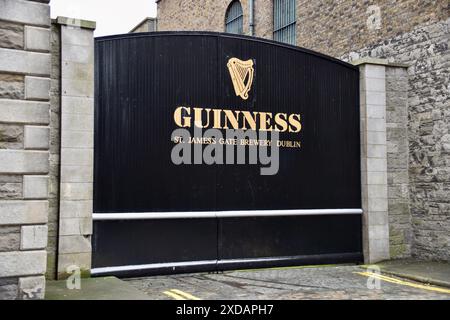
273 0 296 45
225 1 244 34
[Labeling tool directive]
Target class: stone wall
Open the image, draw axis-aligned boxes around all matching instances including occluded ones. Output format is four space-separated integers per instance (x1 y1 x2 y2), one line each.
295 0 448 58
385 66 412 259
157 0 448 51
343 19 450 261
0 0 51 299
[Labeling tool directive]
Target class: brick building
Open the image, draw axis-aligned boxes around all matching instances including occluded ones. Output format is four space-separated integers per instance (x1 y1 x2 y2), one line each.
156 0 450 262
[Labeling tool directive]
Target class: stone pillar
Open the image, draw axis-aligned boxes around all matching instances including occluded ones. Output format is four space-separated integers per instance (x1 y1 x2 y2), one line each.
355 58 390 264
385 65 411 259
54 17 96 279
0 0 51 299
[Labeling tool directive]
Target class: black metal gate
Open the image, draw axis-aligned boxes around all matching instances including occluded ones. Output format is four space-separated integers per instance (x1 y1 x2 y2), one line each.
92 32 362 277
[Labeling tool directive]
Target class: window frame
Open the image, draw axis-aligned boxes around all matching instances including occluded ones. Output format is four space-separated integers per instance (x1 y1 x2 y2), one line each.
225 0 244 35
273 0 297 45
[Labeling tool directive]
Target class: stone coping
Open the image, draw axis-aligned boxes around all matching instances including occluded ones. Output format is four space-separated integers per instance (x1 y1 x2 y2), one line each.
53 16 96 30
352 57 409 68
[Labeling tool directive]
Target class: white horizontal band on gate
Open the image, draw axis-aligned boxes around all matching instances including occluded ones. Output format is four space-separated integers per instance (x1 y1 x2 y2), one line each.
91 260 218 276
92 209 363 221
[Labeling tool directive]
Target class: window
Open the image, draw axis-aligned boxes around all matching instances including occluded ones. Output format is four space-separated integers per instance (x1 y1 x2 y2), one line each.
273 0 296 45
225 1 244 34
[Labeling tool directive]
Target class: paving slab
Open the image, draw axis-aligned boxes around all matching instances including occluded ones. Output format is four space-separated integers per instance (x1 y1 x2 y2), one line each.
45 276 151 300
375 259 450 288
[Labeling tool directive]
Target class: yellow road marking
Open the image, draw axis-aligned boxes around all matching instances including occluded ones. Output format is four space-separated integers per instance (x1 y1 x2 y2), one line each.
163 289 201 300
236 264 350 272
163 290 187 300
170 289 201 300
356 271 450 294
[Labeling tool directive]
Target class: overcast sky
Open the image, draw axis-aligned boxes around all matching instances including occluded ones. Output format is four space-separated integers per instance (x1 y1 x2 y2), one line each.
50 0 157 37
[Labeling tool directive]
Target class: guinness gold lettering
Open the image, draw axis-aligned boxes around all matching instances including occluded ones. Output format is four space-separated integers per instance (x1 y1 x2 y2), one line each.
174 106 301 133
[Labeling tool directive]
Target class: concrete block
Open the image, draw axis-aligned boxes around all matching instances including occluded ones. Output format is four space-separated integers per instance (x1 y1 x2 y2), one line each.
61 148 93 166
0 48 50 76
368 184 388 199
367 211 389 226
62 61 93 81
58 235 91 254
369 225 389 242
61 131 93 149
368 197 388 212
61 165 93 183
368 247 390 263
59 218 92 236
0 150 49 174
61 27 94 46
59 200 92 218
366 105 386 119
61 78 94 98
367 157 387 172
57 16 96 30
23 175 48 199
363 64 386 79
369 237 390 255
367 131 386 145
24 26 50 52
20 225 47 250
367 144 387 158
366 118 386 132
61 113 94 132
365 91 386 106
367 171 387 185
364 77 385 92
24 125 49 149
25 76 50 100
0 0 50 27
61 44 93 64
0 200 48 225
60 183 93 200
57 252 91 273
18 276 45 300
0 99 49 124
0 250 47 277
61 96 93 115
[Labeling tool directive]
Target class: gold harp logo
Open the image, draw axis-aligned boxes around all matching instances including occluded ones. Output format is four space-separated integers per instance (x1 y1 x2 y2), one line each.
227 57 254 100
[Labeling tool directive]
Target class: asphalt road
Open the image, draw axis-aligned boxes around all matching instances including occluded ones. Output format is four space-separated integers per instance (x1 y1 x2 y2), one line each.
126 265 450 300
